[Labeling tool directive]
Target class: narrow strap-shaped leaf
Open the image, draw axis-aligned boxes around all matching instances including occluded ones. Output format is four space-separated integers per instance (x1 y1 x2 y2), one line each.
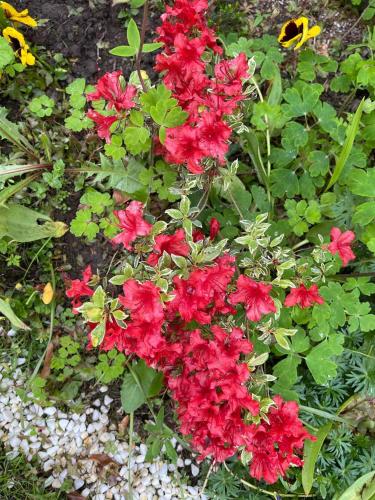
302 422 332 495
0 298 30 330
0 164 50 178
0 173 40 206
325 98 365 191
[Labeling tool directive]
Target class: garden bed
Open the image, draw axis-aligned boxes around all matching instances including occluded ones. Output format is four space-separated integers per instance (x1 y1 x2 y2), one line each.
1 0 375 499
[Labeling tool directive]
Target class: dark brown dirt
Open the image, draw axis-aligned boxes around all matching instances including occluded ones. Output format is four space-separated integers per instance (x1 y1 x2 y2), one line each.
12 0 160 80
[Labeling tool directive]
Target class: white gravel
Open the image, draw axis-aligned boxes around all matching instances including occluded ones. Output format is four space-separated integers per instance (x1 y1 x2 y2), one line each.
0 364 206 500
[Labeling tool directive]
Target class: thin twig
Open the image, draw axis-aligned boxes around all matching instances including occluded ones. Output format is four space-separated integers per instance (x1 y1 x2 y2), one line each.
135 0 149 93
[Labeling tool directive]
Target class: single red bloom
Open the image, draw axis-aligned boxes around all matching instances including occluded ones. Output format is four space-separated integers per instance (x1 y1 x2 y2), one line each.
147 228 190 266
66 265 94 312
214 53 249 95
229 275 276 322
119 279 164 323
196 111 231 164
164 125 204 174
86 110 118 144
209 217 220 240
328 227 355 267
112 201 152 250
284 284 324 309
87 70 137 112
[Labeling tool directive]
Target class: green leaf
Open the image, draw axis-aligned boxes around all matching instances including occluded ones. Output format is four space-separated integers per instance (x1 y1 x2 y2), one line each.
325 98 365 191
127 19 140 50
348 168 375 197
353 201 375 226
282 81 324 118
305 334 345 384
281 121 308 150
142 42 164 53
0 107 36 156
270 169 299 198
338 471 375 500
110 45 137 57
0 37 14 69
0 298 30 330
302 423 333 495
81 189 112 215
308 150 330 178
121 360 163 413
0 204 67 242
66 78 86 95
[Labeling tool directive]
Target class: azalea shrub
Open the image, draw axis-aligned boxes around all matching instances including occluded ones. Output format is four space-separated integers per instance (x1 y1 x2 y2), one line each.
0 0 374 498
65 193 363 485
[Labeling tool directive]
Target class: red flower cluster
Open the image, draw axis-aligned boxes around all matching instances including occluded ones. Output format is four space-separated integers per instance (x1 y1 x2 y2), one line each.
66 211 316 482
155 0 249 173
248 396 313 484
86 70 137 143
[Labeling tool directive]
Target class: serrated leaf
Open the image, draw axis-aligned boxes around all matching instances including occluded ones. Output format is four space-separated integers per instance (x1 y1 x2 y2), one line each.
305 334 344 384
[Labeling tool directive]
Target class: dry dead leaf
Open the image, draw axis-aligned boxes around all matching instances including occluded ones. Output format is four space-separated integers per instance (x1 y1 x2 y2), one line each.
40 342 54 379
88 453 119 468
118 414 130 435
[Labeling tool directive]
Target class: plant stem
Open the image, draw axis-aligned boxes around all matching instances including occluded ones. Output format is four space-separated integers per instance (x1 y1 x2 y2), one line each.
136 0 149 93
30 263 56 382
201 461 215 494
250 76 272 203
128 412 134 500
223 462 312 498
292 239 309 251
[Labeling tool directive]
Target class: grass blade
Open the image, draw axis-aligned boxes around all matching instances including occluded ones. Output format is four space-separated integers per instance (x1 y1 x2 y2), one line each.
325 98 365 191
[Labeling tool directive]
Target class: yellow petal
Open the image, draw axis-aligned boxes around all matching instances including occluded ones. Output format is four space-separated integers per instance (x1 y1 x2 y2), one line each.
280 33 303 48
42 282 54 305
0 1 37 27
306 25 321 39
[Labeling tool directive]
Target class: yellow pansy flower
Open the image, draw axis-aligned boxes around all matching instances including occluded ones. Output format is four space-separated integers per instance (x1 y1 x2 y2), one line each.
278 17 321 50
0 1 37 27
3 26 35 65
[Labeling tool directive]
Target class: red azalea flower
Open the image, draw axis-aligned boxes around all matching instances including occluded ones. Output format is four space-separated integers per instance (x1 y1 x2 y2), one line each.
164 125 204 174
87 70 137 112
209 217 220 240
284 284 324 309
196 111 231 163
86 110 118 143
147 228 190 266
193 228 205 241
66 265 94 312
214 53 249 95
328 227 355 267
119 279 164 323
112 201 152 250
229 275 276 322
